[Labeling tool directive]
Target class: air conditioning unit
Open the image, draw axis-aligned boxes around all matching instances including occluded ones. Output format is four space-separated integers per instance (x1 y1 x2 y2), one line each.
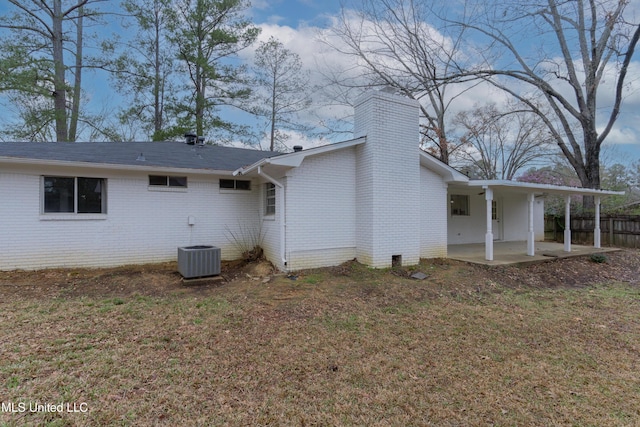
177 245 221 279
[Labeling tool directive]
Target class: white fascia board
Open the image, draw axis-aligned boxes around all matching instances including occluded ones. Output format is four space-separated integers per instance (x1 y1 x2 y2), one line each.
234 137 366 176
233 158 269 176
0 156 234 176
419 151 469 183
271 137 366 166
467 179 624 196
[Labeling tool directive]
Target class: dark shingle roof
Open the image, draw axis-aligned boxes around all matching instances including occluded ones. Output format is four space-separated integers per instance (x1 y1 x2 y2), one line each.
0 141 280 172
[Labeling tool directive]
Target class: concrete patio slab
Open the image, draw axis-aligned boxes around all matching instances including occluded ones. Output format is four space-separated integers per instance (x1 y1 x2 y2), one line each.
448 241 620 266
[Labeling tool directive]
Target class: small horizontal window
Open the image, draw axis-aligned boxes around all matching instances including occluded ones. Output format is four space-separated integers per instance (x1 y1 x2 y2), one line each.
169 176 187 187
149 175 187 187
220 179 251 190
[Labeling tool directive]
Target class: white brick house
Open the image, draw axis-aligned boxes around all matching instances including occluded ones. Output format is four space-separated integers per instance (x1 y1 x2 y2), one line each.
233 91 470 270
0 90 621 271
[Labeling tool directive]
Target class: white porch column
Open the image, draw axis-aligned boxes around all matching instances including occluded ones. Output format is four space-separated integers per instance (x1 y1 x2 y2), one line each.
594 196 601 248
564 195 572 252
485 187 494 261
527 193 535 256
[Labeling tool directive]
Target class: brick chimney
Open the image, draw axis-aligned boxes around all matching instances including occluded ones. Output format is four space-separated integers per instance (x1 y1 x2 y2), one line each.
353 90 421 268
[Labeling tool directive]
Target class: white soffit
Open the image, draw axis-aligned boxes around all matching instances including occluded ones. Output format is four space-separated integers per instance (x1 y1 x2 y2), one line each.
467 180 624 196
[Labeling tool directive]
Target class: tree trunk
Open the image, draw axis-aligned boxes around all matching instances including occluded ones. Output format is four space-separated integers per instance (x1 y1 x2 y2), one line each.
68 4 84 142
439 135 449 164
52 0 68 142
195 65 205 136
153 6 163 140
194 0 204 137
270 73 277 151
576 120 601 211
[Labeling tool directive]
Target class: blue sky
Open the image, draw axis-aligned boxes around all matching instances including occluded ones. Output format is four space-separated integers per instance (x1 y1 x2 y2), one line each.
0 0 639 167
243 0 640 165
250 0 343 27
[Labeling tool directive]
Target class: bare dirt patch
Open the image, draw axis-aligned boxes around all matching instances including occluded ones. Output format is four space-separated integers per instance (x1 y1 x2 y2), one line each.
486 249 639 290
0 249 636 302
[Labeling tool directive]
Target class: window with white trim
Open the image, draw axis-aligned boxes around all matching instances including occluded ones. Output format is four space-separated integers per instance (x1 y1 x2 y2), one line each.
265 183 276 215
43 176 106 214
450 194 470 216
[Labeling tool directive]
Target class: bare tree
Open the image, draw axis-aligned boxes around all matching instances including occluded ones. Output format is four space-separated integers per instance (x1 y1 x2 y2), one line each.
252 37 312 151
453 102 555 180
324 0 475 163
452 0 640 194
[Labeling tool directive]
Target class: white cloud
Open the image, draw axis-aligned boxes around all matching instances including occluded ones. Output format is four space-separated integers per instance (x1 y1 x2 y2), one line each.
237 4 640 160
598 126 639 145
237 21 358 138
250 0 272 10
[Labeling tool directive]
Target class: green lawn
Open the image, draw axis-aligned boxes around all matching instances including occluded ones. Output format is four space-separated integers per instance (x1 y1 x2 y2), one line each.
1 255 639 426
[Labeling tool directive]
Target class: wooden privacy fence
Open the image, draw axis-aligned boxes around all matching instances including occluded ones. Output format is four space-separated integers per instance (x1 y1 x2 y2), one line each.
545 215 640 248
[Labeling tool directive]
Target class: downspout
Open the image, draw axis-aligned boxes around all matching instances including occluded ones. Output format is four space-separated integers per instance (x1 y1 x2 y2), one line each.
257 166 287 269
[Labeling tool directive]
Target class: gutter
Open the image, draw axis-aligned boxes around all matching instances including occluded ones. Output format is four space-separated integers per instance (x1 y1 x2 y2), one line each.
233 158 270 176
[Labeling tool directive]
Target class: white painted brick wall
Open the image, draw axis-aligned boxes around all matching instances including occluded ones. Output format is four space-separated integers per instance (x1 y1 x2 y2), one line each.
501 195 545 241
420 166 448 258
446 190 547 245
534 199 545 240
285 148 357 270
259 179 283 271
0 165 260 270
447 190 488 244
502 195 529 241
354 91 421 268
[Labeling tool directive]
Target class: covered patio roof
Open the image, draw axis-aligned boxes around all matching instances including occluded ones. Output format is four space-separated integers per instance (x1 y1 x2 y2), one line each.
450 180 624 262
464 180 624 197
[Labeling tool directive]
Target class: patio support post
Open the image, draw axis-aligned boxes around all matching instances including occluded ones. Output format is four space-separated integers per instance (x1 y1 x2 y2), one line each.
485 187 494 261
527 193 535 256
564 195 571 252
594 196 601 248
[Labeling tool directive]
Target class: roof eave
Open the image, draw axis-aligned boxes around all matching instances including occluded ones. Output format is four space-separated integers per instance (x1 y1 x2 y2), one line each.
419 151 469 183
234 137 367 176
233 158 270 176
0 156 235 176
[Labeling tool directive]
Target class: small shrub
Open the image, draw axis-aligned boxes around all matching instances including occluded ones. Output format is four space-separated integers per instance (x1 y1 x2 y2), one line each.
590 253 608 264
225 222 265 262
242 245 264 262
